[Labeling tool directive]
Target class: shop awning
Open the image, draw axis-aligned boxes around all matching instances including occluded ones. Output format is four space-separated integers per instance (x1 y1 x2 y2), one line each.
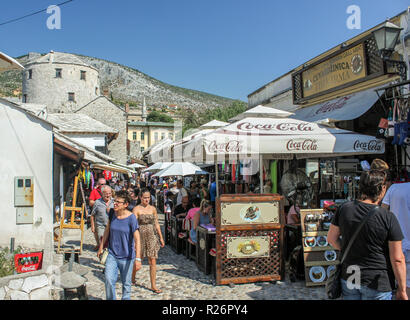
91 163 130 174
290 86 383 124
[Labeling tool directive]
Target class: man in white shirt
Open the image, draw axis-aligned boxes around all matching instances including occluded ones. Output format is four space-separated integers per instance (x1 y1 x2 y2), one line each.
382 182 410 297
176 179 188 206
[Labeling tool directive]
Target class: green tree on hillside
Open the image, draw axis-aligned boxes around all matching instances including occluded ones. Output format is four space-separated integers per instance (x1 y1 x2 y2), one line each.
147 110 174 123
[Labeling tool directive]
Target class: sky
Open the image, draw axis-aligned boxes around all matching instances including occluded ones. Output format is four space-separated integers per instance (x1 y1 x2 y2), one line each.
0 0 408 102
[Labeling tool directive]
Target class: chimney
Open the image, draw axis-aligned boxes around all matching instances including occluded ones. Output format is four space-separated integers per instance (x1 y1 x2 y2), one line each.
125 103 130 113
49 50 54 63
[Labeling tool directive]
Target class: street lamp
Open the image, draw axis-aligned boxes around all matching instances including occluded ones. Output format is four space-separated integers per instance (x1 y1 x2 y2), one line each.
372 21 403 59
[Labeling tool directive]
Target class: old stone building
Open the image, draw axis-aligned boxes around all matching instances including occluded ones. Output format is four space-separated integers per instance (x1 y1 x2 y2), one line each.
21 51 138 163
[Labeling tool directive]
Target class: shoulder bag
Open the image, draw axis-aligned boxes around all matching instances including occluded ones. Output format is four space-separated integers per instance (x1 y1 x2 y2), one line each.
325 205 380 299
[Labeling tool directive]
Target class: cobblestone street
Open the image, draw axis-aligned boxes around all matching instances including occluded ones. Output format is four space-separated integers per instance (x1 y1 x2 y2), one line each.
64 213 327 300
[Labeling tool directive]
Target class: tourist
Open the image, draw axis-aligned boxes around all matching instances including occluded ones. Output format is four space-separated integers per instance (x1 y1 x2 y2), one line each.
190 199 212 244
91 185 114 250
327 170 407 300
188 181 200 203
97 190 141 300
382 181 410 298
199 182 209 201
186 197 201 221
89 178 106 208
173 196 192 219
132 188 165 294
128 188 140 211
176 179 188 206
263 180 273 193
371 159 392 189
209 178 217 213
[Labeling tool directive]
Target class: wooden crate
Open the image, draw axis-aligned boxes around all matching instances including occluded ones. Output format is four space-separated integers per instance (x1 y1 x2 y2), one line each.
300 209 340 287
215 194 285 285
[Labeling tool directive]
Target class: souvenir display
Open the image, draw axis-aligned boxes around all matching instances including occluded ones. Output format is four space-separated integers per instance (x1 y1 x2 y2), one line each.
309 266 326 283
304 236 317 248
317 235 328 247
300 209 340 287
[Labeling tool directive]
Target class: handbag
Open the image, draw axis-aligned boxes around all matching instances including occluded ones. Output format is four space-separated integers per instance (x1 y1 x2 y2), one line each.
325 206 380 299
99 248 109 265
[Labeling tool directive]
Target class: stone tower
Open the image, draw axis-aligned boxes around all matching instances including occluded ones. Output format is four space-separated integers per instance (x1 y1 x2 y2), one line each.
22 51 100 112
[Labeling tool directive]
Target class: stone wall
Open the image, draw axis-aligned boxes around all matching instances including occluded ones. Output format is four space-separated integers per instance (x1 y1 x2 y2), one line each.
76 96 128 164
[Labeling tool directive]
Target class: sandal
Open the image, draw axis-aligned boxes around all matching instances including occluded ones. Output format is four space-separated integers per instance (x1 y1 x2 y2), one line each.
151 288 162 294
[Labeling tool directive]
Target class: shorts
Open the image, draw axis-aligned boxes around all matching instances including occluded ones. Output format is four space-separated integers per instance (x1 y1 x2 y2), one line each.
405 251 410 288
96 225 106 240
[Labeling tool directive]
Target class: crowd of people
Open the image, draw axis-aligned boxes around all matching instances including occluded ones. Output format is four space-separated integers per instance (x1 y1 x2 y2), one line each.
84 159 410 301
87 174 215 300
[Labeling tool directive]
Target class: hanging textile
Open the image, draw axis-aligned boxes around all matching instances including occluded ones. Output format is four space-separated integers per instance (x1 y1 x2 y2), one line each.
90 171 95 190
232 160 236 183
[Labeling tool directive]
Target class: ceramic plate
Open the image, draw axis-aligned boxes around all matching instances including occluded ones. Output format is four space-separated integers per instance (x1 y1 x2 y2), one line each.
309 266 326 283
327 265 336 278
304 236 317 248
317 235 328 247
325 250 337 261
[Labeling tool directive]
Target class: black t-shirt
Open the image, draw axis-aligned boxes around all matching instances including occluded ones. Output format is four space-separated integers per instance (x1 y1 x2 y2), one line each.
173 204 192 217
331 200 403 292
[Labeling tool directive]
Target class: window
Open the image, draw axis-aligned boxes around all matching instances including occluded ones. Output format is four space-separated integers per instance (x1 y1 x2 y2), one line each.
28 70 32 79
168 132 174 140
141 147 145 152
80 70 86 80
95 87 99 95
140 132 144 140
132 132 137 140
95 146 107 154
55 68 62 78
154 132 158 141
161 132 165 140
22 94 27 103
68 92 75 102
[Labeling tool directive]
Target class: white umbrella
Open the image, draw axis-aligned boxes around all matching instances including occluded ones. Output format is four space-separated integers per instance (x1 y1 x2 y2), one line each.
152 162 209 177
128 163 145 169
0 52 24 72
229 105 294 122
142 162 173 172
180 117 385 163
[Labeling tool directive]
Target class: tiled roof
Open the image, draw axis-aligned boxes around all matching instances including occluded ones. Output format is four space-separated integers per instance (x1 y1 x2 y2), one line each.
128 121 175 127
25 51 94 69
47 113 118 134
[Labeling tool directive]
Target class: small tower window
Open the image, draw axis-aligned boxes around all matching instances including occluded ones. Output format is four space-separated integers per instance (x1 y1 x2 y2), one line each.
23 94 27 103
55 68 62 78
28 70 32 79
95 87 99 95
80 70 86 80
161 132 165 140
141 147 145 152
132 132 137 140
140 132 144 140
68 92 75 102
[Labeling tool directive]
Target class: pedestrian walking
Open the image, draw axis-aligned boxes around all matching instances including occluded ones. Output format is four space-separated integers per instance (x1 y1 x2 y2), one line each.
132 188 165 294
382 181 410 298
89 178 106 208
327 170 407 300
90 185 114 250
97 190 141 300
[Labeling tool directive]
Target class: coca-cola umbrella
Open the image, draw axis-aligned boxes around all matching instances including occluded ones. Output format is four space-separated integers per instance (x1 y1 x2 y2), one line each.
178 117 385 163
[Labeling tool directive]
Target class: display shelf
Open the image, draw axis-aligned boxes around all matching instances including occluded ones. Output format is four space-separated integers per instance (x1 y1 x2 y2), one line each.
303 245 335 252
304 260 340 267
303 231 329 237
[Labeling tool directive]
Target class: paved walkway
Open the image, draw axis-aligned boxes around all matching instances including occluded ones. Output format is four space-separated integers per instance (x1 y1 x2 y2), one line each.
63 213 326 300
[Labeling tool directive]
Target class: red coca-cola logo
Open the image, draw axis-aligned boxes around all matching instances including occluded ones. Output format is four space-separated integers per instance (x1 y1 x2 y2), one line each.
286 139 318 151
21 265 36 272
237 122 314 132
314 96 351 115
353 140 382 151
208 140 243 153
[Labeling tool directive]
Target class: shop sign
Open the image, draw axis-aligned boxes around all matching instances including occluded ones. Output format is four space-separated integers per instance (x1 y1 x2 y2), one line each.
353 139 383 152
220 201 280 226
302 43 366 99
286 139 318 151
226 236 270 259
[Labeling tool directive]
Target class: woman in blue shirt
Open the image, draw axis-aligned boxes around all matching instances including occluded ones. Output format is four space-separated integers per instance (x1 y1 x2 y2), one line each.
98 190 141 300
190 199 213 243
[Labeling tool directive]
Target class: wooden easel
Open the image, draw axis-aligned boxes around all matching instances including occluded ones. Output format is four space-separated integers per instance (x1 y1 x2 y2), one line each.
57 176 85 255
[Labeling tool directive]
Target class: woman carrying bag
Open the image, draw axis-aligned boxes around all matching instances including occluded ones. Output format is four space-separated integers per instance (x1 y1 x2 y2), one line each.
97 190 141 300
327 170 407 300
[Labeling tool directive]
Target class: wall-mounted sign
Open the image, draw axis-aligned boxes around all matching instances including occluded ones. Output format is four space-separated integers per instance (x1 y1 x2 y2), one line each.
302 43 366 99
292 37 386 105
